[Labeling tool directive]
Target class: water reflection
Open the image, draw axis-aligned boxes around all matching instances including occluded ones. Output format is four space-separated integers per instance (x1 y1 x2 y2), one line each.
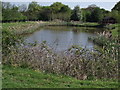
25 26 104 51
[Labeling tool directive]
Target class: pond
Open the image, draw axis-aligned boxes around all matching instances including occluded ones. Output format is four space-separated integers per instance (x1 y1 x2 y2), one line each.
24 26 105 51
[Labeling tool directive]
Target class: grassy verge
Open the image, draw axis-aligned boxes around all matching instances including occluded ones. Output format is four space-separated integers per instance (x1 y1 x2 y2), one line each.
67 22 101 27
105 23 120 37
2 21 101 35
2 65 118 88
2 21 47 35
47 21 101 27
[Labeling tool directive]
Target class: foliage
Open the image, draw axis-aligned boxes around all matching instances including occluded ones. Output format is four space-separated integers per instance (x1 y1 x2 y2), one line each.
71 5 81 21
39 6 52 21
112 1 120 11
3 42 118 80
2 2 27 22
26 1 41 21
81 7 104 22
81 9 91 22
2 29 21 55
90 7 103 22
2 1 120 23
109 10 120 23
88 33 119 61
50 2 71 21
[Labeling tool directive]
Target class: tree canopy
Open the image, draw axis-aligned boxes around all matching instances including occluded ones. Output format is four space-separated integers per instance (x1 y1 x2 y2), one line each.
112 1 120 11
1 1 119 23
71 5 81 21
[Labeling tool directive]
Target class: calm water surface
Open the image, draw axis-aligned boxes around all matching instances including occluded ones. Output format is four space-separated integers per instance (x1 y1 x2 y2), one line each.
24 26 104 51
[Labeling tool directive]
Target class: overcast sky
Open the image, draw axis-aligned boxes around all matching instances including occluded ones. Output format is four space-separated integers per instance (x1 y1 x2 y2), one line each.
2 0 120 11
2 0 120 2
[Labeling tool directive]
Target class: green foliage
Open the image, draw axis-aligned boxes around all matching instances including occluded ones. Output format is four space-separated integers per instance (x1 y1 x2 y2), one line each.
2 1 120 23
2 2 27 22
2 29 21 55
26 1 41 20
89 35 119 60
109 10 120 23
39 6 52 21
71 5 81 21
81 9 91 22
50 2 71 21
50 2 64 13
81 7 104 22
90 7 103 22
112 1 120 11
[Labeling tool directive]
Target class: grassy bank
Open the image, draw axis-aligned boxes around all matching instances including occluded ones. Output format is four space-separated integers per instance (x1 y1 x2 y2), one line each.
2 21 47 35
47 21 101 27
2 65 118 88
104 23 120 37
2 21 101 35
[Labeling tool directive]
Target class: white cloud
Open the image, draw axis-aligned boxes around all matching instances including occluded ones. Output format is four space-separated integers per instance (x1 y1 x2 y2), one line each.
2 0 120 2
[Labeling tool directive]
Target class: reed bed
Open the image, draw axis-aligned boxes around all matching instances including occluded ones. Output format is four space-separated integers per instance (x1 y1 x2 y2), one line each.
3 42 118 80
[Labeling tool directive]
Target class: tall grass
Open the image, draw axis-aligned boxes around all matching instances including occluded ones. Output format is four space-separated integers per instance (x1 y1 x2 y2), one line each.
3 42 118 80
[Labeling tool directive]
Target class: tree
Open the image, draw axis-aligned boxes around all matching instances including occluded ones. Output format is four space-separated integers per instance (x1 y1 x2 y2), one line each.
71 5 81 21
59 5 71 21
112 1 120 11
81 9 92 22
111 1 120 23
109 10 120 23
19 4 27 12
27 1 41 21
2 3 27 22
50 2 71 21
90 7 103 22
39 6 52 21
50 2 64 13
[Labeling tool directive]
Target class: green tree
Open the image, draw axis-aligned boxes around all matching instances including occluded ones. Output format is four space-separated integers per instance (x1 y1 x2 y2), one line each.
59 5 71 21
2 3 26 22
111 1 120 23
81 9 91 22
27 1 41 21
71 5 81 21
39 6 52 21
50 2 71 21
109 10 120 23
90 7 103 22
112 1 120 11
50 2 64 13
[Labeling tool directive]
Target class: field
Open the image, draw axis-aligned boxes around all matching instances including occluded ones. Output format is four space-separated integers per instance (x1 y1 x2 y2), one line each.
2 65 118 88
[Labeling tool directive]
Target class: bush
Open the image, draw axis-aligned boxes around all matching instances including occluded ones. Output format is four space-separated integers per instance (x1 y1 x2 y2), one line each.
2 29 21 55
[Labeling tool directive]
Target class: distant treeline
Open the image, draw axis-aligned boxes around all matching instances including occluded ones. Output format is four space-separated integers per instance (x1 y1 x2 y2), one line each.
2 1 120 23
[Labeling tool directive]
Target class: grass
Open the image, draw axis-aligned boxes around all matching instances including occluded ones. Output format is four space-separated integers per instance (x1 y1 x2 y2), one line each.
2 21 47 35
2 65 118 88
105 23 120 37
2 21 101 33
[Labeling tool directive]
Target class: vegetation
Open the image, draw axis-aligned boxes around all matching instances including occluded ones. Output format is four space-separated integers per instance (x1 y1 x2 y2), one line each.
71 5 81 21
2 1 120 88
88 26 119 70
2 21 52 35
2 41 118 81
2 1 120 23
112 1 120 11
3 65 118 88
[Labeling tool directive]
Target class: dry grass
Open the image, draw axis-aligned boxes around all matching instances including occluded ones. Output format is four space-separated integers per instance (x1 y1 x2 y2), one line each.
3 42 118 80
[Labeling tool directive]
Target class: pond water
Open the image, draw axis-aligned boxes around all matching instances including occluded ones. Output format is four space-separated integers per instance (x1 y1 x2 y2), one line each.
24 26 104 51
